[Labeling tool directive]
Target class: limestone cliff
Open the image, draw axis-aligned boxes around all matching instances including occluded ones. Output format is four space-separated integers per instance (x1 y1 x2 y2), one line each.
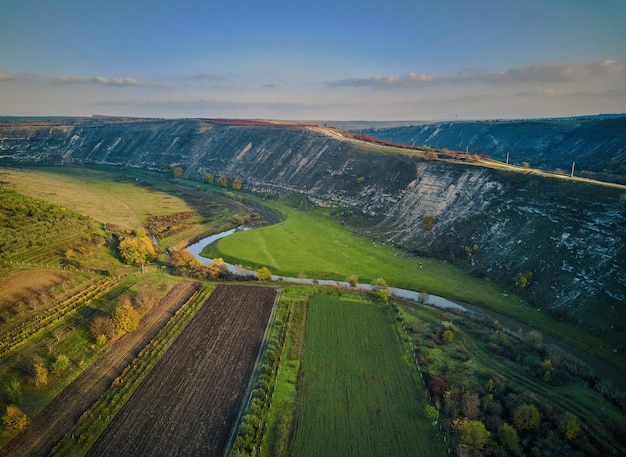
1 118 624 338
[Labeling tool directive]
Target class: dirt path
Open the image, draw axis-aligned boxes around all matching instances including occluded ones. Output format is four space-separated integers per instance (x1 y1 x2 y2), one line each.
0 280 202 457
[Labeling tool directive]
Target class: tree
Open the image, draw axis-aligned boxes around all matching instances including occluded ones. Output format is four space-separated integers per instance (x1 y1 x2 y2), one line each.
256 266 272 281
442 329 454 344
217 176 229 188
203 172 214 184
50 354 70 375
424 150 438 161
513 404 540 431
376 288 389 303
2 405 28 433
558 412 579 440
232 178 244 190
172 165 184 177
370 277 387 289
420 215 436 230
513 271 533 288
118 235 156 265
497 423 520 452
112 304 139 334
33 362 48 387
90 316 116 341
346 275 358 287
460 420 490 452
4 378 23 405
425 405 439 421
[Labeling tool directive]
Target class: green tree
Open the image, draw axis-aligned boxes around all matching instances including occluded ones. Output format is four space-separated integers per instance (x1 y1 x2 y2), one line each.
513 404 540 431
33 362 48 387
425 405 439 421
217 176 229 188
203 172 215 184
497 423 520 452
2 405 28 433
346 274 359 287
172 165 184 177
442 329 454 344
513 271 533 288
51 354 70 375
118 235 156 265
112 304 139 334
460 420 490 452
4 378 23 405
420 215 436 230
370 277 387 289
376 288 389 303
256 266 272 281
558 412 579 440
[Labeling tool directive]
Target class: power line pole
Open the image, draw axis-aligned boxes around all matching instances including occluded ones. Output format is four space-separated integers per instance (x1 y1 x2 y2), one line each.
570 161 575 177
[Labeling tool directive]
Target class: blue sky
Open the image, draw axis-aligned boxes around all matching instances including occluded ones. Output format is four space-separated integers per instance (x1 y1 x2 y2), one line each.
1 0 625 120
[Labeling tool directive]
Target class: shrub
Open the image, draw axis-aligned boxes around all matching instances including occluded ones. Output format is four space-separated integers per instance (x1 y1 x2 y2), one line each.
51 354 70 375
442 329 454 344
2 405 28 433
497 423 520 452
558 412 579 440
512 404 540 431
112 304 139 334
32 362 48 387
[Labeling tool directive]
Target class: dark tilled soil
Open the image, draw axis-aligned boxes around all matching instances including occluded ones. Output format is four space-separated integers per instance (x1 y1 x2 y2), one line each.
0 280 202 457
86 284 277 457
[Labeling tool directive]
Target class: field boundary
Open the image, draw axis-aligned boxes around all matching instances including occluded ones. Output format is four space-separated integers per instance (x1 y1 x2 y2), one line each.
223 287 282 457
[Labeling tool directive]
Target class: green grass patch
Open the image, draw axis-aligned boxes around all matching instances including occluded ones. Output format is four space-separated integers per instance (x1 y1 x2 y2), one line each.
288 293 443 457
205 204 626 375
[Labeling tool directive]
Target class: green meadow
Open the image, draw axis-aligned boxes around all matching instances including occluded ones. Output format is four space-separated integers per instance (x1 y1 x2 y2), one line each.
204 204 625 373
288 294 444 457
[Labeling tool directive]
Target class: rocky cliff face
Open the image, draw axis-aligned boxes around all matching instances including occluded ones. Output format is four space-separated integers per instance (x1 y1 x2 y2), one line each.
1 118 624 336
359 116 626 176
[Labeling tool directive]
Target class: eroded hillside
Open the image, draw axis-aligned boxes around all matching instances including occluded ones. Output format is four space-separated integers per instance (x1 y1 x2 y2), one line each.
1 118 624 342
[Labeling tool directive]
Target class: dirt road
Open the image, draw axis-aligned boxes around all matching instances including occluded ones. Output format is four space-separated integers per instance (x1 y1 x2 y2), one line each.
0 280 201 457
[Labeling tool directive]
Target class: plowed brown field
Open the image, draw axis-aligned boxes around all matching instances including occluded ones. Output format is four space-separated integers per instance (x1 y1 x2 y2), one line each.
87 284 278 457
0 280 202 457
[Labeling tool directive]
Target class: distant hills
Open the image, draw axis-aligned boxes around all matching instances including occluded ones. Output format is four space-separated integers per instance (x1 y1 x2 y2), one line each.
357 115 626 184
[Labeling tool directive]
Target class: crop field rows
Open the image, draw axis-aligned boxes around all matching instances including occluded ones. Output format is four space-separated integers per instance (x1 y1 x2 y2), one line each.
288 294 444 457
86 284 278 457
0 277 116 358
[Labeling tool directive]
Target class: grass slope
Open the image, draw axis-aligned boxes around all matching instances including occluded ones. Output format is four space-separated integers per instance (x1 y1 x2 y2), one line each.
288 294 443 457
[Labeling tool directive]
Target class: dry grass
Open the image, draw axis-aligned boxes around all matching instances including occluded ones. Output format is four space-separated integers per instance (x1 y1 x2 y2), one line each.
0 167 195 231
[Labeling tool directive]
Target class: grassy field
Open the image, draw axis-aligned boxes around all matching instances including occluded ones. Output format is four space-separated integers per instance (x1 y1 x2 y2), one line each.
204 204 626 374
288 293 444 457
0 165 259 248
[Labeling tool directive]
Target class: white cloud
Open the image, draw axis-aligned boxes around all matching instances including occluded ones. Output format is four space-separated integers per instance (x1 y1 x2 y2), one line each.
0 72 38 82
53 76 162 87
329 60 626 90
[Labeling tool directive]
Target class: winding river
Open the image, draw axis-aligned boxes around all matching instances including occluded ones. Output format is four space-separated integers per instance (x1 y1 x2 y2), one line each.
186 226 625 385
186 227 467 312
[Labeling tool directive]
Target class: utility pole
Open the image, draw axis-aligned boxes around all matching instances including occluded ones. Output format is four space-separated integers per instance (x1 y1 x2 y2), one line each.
506 152 509 165
570 161 575 177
